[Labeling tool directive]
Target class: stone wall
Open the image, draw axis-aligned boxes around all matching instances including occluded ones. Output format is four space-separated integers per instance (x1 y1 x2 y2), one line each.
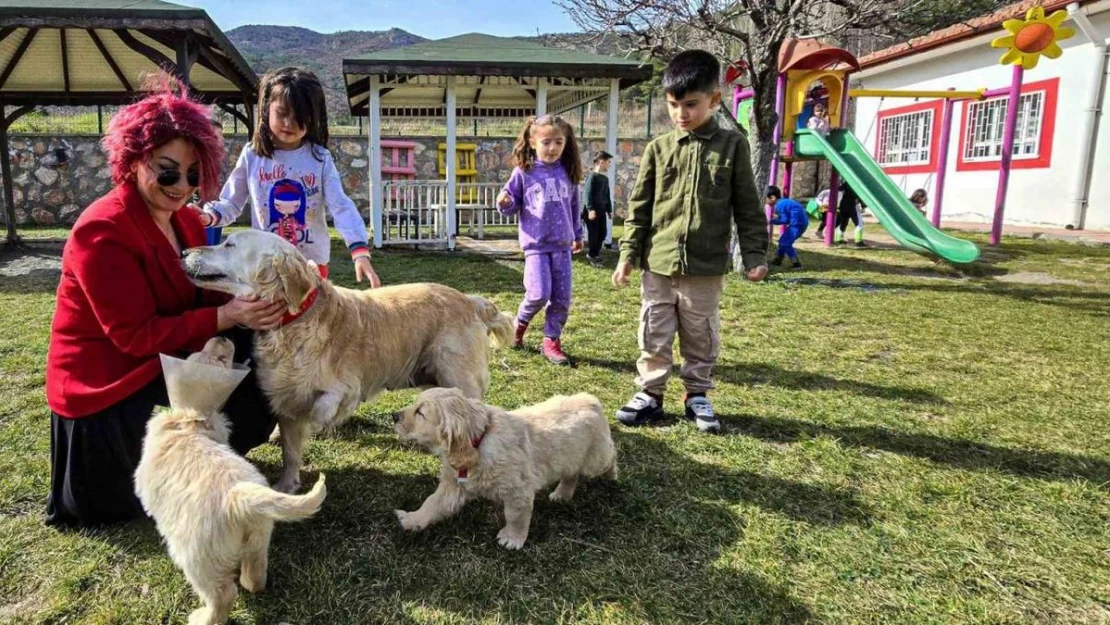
5 134 651 227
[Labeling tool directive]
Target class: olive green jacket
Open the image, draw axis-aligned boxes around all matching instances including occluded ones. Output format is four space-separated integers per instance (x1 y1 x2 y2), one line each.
619 117 768 275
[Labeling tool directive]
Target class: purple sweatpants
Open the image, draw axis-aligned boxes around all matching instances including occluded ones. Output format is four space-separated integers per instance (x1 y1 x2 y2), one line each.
517 250 572 339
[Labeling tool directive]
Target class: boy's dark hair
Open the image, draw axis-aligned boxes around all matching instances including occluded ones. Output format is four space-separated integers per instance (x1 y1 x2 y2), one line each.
253 67 329 161
663 50 721 99
594 150 613 163
766 185 783 200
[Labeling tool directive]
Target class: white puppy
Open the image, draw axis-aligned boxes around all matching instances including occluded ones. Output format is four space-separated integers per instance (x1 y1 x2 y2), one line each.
393 388 617 549
181 230 513 494
135 341 327 625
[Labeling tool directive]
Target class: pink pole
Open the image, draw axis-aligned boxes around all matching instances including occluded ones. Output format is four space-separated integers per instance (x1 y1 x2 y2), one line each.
992 65 1024 245
826 173 839 247
781 143 794 236
768 73 787 242
932 97 955 228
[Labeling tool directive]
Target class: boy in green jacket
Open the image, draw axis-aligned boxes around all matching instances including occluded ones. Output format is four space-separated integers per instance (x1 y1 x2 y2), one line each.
612 50 769 434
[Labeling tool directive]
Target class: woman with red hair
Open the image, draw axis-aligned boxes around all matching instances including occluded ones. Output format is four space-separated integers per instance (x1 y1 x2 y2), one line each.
45 79 285 527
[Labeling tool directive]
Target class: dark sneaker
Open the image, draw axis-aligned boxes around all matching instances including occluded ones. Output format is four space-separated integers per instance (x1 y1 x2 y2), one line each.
685 395 720 434
855 241 867 248
588 256 603 267
513 322 528 349
792 260 803 269
542 337 570 366
771 256 784 266
616 392 664 426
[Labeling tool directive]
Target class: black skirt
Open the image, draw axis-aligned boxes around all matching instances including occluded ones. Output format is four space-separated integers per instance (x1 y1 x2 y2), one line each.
45 327 278 528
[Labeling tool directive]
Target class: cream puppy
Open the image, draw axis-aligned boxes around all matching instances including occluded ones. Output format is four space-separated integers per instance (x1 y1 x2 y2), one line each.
135 341 327 625
394 388 617 549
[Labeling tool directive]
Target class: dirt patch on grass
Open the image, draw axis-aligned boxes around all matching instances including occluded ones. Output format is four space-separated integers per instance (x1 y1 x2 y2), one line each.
994 271 1088 287
0 243 63 280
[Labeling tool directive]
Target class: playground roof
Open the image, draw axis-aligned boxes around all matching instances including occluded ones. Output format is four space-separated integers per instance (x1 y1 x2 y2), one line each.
343 33 652 117
778 39 860 73
0 0 258 105
859 0 1102 71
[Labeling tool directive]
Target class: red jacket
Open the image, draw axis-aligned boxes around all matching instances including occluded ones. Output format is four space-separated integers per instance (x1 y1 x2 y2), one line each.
46 183 229 418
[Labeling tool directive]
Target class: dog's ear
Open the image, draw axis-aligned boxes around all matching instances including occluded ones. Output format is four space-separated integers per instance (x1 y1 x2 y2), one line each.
438 394 483 472
253 249 317 314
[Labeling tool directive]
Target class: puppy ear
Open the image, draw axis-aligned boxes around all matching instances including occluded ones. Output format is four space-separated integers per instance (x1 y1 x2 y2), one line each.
439 394 482 472
254 250 317 313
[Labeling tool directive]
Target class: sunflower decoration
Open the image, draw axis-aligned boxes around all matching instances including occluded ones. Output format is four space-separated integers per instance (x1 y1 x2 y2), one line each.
991 6 1076 69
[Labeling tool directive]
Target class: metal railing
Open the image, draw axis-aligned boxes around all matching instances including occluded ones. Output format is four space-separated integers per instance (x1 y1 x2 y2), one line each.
379 180 513 245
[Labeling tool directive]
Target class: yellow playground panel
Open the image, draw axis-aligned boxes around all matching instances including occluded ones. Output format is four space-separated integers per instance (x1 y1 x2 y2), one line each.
438 142 478 202
783 68 847 142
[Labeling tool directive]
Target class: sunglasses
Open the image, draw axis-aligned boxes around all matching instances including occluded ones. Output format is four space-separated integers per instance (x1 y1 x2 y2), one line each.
147 161 200 188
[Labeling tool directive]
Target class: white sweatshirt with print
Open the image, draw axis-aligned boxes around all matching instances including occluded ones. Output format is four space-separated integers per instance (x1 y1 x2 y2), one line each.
204 143 370 265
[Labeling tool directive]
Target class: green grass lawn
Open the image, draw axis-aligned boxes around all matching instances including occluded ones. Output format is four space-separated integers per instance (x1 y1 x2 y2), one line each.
1 232 1109 624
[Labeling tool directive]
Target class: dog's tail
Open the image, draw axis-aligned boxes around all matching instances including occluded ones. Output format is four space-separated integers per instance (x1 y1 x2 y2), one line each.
469 295 514 349
226 474 327 523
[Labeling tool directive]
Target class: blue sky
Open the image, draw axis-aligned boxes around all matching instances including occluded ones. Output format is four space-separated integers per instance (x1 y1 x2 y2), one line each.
179 0 581 38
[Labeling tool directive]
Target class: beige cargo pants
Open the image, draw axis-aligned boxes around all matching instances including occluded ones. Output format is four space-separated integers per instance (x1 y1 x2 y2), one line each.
635 271 724 396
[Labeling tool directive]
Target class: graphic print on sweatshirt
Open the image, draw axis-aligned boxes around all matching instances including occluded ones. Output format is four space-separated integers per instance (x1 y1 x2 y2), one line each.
525 177 573 217
259 163 323 248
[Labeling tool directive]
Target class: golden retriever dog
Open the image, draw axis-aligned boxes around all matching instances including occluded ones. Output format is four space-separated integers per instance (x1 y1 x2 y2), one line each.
135 341 327 625
181 230 514 494
393 388 617 549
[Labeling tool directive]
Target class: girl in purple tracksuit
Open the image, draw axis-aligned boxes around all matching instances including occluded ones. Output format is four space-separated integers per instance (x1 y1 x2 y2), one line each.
497 115 584 366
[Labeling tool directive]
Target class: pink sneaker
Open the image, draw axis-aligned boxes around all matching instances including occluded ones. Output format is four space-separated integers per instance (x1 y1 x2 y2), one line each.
542 337 570 366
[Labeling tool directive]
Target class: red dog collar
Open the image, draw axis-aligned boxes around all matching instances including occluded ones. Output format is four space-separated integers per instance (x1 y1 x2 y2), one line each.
280 287 319 326
456 432 486 484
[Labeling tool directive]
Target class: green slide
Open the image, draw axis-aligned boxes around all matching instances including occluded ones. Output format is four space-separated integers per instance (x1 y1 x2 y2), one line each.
793 128 981 264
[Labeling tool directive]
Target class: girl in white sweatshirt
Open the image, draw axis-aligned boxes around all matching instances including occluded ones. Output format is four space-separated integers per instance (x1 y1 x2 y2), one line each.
201 67 380 285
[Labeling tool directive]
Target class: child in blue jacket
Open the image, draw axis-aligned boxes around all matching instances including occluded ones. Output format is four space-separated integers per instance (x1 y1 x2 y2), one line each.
767 185 807 269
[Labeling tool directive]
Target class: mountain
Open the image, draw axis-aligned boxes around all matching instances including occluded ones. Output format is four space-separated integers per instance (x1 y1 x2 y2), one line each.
225 26 427 122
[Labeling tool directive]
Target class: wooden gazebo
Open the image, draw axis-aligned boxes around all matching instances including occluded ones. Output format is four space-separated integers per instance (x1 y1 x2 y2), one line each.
0 0 258 247
343 34 651 249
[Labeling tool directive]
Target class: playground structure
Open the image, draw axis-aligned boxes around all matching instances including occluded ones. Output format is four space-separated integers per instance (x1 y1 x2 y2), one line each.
733 7 1077 263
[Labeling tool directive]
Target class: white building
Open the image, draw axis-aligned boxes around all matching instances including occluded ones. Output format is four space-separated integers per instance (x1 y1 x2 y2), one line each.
852 0 1110 230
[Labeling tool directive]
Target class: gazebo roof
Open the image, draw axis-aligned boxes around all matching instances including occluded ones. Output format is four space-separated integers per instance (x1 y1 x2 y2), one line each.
343 33 651 117
0 0 257 105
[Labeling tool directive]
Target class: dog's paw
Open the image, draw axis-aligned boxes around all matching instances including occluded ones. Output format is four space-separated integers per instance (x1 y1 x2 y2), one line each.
187 608 214 625
274 475 301 494
496 528 527 550
240 570 266 594
548 489 573 503
395 509 426 532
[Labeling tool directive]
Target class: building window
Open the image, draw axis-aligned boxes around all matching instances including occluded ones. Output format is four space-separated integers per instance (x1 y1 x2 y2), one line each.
963 91 1045 161
878 109 935 166
957 77 1058 172
873 99 943 175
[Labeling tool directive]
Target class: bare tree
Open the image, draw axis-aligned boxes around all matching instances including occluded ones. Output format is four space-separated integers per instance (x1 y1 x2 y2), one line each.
555 0 1001 187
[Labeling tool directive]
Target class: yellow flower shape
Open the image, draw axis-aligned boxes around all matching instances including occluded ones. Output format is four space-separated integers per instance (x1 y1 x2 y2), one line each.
991 7 1076 69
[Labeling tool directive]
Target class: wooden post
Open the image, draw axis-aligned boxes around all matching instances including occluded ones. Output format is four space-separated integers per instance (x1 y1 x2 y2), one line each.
97 105 103 134
536 77 548 116
446 76 457 250
605 78 619 247
369 75 383 248
1 103 16 246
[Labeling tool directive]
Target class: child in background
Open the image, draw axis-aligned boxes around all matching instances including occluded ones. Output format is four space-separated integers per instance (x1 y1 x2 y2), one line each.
910 188 929 216
612 50 768 434
200 67 380 286
810 187 831 238
497 115 584 366
767 185 807 268
582 150 613 266
836 181 865 247
807 102 831 136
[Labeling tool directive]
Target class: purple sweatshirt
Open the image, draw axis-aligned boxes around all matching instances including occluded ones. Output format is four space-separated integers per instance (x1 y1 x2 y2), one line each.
500 162 583 255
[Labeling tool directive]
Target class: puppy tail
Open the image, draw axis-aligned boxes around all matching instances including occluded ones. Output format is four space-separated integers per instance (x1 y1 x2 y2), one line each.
469 295 514 350
226 474 327 523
